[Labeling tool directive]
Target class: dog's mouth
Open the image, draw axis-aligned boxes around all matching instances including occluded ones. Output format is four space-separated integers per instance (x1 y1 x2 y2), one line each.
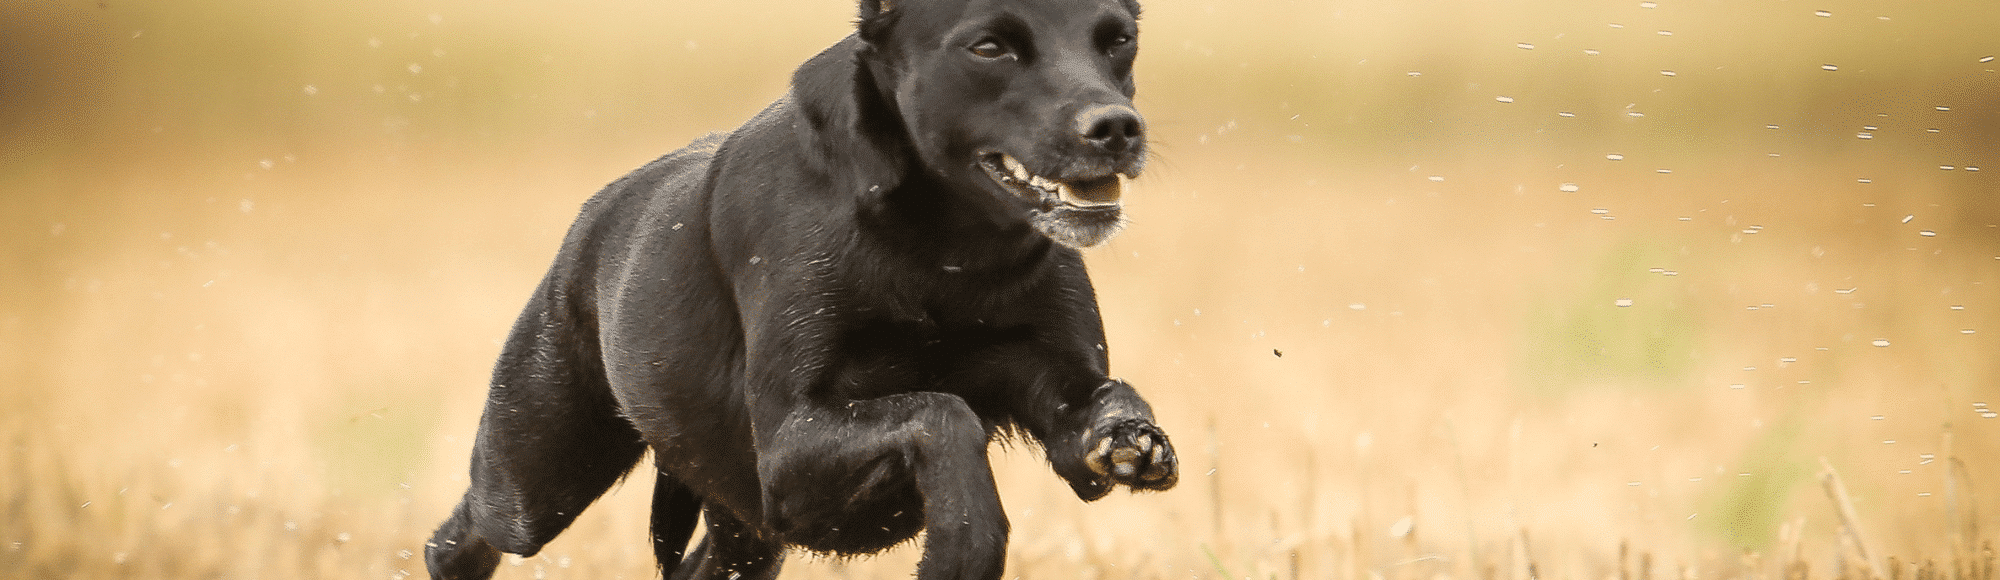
977 153 1124 212
976 152 1130 248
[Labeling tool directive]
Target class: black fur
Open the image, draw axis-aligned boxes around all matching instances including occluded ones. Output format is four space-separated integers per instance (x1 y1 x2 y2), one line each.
426 0 1173 578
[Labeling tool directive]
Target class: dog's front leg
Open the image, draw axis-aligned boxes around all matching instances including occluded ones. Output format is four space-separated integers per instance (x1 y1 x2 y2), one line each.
959 329 1177 501
753 392 1008 580
1034 378 1179 501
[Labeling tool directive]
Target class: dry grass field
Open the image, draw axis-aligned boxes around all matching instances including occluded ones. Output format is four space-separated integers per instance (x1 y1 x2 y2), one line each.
4 0 1998 578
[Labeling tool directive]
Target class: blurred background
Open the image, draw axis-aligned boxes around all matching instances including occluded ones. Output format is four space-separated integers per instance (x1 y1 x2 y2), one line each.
4 0 1997 578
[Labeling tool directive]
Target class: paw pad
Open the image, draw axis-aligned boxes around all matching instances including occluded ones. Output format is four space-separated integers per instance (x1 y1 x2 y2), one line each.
1082 419 1177 492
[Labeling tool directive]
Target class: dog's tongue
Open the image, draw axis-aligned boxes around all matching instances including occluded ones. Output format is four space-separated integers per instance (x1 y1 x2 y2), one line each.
1062 175 1123 206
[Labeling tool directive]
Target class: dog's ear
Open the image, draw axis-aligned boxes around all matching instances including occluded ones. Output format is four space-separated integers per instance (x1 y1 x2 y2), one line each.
856 0 900 46
857 0 894 19
791 35 910 202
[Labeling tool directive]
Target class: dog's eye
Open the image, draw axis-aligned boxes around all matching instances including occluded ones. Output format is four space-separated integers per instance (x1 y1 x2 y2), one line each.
968 39 1011 59
1105 35 1133 56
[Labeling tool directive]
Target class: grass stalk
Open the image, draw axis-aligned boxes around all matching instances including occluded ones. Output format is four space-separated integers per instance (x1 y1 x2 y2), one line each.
1820 457 1877 580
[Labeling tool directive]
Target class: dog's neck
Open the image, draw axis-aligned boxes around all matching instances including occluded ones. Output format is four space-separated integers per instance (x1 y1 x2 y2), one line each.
790 35 1061 274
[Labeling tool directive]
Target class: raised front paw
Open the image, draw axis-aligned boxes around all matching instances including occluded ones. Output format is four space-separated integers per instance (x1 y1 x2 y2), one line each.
1082 419 1178 493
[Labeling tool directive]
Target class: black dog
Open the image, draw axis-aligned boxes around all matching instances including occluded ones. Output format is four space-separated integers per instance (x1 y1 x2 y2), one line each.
426 0 1174 578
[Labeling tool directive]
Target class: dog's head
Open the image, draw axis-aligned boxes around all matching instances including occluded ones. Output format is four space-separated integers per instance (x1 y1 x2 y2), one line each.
849 0 1146 249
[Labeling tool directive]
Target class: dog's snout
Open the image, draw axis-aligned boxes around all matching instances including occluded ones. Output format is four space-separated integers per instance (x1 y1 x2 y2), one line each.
1075 104 1144 154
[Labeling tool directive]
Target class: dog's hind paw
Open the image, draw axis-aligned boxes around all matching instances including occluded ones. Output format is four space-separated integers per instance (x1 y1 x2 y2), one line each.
1083 419 1178 493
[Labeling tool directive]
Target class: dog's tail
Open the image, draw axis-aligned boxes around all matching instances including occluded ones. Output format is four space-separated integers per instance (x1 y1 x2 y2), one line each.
650 470 703 577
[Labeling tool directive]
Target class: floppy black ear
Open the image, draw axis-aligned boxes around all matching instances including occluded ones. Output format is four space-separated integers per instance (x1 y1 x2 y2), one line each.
856 0 900 45
791 35 911 203
858 0 893 20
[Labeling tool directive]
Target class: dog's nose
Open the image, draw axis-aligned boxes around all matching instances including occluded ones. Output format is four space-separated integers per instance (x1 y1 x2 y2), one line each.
1075 104 1144 154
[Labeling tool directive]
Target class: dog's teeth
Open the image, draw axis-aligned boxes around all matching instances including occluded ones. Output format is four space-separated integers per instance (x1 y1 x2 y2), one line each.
1003 156 1030 181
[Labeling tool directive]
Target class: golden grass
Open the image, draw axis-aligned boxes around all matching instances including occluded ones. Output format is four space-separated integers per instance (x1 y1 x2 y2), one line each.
4 0 1998 578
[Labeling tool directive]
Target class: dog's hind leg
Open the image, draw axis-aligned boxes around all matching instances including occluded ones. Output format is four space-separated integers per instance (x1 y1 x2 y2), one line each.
650 470 703 577
424 503 503 580
427 384 647 579
427 288 649 579
671 505 784 580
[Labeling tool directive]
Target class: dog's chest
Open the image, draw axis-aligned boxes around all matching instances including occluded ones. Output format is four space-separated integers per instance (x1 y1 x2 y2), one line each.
824 312 1028 399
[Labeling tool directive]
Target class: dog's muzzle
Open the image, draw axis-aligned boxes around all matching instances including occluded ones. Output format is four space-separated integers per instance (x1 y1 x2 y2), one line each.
977 152 1131 248
978 153 1125 211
